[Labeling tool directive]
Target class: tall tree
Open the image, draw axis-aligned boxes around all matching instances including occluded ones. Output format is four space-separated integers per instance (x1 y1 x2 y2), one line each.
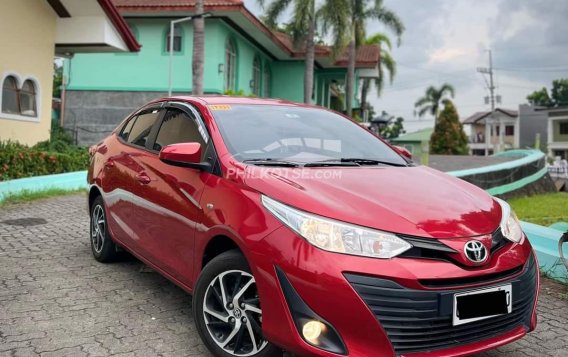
414 83 455 120
429 101 468 155
360 33 396 119
322 0 404 117
192 0 205 95
379 115 405 139
527 79 568 107
527 87 553 107
259 0 316 104
551 78 568 106
53 63 63 98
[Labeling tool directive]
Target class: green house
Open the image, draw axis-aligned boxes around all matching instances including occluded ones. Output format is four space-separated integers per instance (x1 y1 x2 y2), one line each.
63 0 380 144
390 128 433 163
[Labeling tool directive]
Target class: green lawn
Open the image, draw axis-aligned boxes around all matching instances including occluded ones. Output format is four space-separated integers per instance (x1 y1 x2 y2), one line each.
509 192 568 226
0 188 86 206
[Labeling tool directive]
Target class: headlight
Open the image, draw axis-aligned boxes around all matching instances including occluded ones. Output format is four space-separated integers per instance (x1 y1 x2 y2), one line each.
262 195 412 259
495 198 524 243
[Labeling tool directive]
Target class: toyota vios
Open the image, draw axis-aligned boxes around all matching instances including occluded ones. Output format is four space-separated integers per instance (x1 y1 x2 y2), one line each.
88 96 538 357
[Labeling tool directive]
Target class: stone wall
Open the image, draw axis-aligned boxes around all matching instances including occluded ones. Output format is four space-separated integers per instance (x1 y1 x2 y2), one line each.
497 174 557 200
63 90 168 145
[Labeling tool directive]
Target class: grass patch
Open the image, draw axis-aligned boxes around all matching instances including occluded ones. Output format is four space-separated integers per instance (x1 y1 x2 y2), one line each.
508 192 568 226
0 188 86 206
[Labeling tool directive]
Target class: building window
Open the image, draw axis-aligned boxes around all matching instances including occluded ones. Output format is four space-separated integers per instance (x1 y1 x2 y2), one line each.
505 125 514 136
20 80 37 116
2 76 19 114
560 122 568 135
165 26 182 53
225 39 237 91
263 63 271 97
252 56 261 96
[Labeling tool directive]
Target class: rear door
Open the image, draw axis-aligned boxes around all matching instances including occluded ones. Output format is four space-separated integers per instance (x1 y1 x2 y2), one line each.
128 103 215 286
102 107 164 251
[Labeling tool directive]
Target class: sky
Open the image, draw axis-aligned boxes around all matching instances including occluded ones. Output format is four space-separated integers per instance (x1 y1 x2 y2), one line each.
243 0 568 133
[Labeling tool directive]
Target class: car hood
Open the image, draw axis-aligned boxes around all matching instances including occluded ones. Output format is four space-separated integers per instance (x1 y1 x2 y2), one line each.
244 165 501 239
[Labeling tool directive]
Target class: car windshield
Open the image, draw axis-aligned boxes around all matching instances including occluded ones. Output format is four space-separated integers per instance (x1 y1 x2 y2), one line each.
211 104 407 166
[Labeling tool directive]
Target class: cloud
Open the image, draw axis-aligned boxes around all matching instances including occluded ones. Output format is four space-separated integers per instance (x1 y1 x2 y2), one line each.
241 0 568 130
429 48 468 64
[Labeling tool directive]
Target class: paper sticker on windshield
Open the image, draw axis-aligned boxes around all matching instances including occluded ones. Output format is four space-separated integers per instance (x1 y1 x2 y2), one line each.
208 105 232 111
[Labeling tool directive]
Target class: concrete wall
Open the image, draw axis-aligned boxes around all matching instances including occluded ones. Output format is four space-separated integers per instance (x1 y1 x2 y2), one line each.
63 90 166 145
0 0 56 146
271 61 305 103
518 104 548 150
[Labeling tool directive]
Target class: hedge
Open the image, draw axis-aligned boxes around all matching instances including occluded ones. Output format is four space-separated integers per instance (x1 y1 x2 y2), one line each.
0 140 89 181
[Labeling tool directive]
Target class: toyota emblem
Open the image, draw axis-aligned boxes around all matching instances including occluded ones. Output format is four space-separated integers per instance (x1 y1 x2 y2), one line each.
464 240 488 263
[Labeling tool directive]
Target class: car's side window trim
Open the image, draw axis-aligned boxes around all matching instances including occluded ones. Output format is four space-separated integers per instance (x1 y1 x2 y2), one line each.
167 102 211 143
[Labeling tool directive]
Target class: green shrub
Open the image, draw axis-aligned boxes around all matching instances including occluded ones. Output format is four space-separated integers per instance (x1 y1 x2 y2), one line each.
0 140 89 181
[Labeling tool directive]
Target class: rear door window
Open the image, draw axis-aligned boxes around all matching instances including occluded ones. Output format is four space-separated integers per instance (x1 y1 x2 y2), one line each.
124 110 161 148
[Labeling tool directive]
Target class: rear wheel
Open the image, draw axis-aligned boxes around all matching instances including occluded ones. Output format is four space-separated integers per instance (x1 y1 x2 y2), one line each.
193 250 281 357
90 196 117 262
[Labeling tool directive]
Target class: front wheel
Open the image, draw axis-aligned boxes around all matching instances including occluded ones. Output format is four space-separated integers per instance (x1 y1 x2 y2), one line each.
193 250 281 357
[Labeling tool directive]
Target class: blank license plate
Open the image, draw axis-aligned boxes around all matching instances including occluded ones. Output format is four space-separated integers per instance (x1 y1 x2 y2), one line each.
453 284 512 326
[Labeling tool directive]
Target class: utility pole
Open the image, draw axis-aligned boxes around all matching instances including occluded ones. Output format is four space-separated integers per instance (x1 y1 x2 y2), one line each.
477 50 497 156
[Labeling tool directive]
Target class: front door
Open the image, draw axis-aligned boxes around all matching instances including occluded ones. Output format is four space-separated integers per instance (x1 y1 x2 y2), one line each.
129 105 212 286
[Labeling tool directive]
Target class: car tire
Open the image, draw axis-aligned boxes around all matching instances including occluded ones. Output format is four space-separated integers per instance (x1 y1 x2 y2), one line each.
193 250 282 357
90 196 117 262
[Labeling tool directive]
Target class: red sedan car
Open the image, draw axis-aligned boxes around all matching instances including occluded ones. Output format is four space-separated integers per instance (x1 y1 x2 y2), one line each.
88 96 538 357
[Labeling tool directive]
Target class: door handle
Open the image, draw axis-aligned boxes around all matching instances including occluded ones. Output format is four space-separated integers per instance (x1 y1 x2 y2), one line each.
104 160 115 168
136 173 151 185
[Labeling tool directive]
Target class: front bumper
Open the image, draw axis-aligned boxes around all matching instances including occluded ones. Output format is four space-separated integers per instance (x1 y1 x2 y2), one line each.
345 253 537 355
250 226 539 357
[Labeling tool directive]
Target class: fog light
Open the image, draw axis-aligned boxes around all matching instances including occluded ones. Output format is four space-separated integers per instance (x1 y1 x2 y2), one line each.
276 266 348 355
302 320 326 344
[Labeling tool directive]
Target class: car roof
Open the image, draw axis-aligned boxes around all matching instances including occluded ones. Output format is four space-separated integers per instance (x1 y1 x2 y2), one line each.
166 95 304 107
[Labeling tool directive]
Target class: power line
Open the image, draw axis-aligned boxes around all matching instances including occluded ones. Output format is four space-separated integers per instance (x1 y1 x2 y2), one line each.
494 67 568 73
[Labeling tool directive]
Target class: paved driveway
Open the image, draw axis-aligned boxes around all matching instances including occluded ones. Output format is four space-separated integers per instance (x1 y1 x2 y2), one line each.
1 194 567 357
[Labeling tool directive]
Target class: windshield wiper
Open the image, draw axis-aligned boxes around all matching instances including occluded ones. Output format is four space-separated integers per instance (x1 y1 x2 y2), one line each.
337 158 407 167
307 158 407 167
243 159 299 167
304 160 360 167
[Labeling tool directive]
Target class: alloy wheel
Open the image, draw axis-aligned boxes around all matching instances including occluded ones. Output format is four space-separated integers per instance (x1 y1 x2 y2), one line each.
202 270 268 356
91 204 106 254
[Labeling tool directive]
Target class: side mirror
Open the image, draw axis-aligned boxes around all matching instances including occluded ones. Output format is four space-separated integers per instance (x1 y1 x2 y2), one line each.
393 145 413 160
159 143 210 170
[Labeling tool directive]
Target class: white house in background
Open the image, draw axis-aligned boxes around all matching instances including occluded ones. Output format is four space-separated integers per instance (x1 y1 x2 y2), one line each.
547 106 568 160
462 109 519 156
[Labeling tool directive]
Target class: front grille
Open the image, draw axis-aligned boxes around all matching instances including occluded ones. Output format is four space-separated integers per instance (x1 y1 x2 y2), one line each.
345 254 537 355
419 265 523 288
399 228 510 265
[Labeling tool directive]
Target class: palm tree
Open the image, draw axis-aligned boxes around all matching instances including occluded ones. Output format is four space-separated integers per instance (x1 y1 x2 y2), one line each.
414 83 456 120
322 0 404 117
259 0 316 104
192 0 205 95
360 33 396 120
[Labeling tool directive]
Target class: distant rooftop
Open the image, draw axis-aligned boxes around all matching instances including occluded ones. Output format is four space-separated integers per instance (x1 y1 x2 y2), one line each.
462 108 518 124
391 128 433 142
